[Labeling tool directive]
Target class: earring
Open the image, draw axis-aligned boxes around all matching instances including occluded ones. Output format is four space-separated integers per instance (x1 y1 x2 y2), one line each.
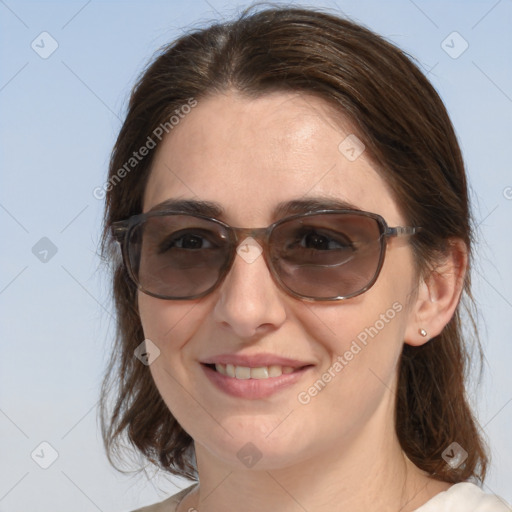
419 328 428 337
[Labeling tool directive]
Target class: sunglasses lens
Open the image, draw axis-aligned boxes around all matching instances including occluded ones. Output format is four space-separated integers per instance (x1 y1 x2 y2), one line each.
270 213 384 299
128 215 230 299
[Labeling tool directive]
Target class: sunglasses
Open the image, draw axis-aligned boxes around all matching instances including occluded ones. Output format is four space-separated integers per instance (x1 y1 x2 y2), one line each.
111 209 422 301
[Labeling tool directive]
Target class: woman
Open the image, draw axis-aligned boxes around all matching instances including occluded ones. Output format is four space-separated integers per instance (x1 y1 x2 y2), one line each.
99 6 510 511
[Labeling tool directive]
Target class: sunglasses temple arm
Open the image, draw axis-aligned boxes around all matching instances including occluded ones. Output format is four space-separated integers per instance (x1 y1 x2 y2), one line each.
111 222 129 243
386 226 422 238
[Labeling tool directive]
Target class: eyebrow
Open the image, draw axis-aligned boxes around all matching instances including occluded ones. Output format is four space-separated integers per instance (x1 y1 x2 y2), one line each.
147 197 362 220
273 197 361 217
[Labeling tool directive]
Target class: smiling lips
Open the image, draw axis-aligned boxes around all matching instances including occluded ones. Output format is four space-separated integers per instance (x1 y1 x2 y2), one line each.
201 353 314 399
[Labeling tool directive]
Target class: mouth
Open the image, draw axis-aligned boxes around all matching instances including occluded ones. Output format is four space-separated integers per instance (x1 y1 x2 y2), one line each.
200 361 315 400
202 362 313 380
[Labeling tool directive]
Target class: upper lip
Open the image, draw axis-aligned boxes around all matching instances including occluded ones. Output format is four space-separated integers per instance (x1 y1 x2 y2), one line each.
201 353 314 369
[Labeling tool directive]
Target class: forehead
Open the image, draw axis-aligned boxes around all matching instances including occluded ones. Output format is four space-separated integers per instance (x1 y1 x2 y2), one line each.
143 90 402 225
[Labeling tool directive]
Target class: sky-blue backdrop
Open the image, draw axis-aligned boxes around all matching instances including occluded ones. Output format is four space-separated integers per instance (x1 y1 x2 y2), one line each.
1 1 511 510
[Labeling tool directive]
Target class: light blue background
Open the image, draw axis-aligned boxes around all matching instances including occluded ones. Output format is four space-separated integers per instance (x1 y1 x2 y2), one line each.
1 0 511 510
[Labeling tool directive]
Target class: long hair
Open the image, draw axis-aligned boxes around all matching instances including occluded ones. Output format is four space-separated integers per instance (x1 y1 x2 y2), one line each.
99 5 487 483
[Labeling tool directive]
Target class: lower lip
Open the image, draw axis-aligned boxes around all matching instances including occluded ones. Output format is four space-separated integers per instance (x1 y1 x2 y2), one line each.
201 364 313 400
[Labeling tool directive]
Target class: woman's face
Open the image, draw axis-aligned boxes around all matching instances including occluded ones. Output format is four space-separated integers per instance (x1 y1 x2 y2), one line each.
139 90 419 470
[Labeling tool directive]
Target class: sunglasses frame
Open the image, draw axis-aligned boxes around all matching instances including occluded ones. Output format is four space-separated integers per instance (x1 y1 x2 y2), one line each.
111 209 422 302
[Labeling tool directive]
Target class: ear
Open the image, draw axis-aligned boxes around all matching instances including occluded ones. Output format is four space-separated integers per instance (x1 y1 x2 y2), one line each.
404 238 468 346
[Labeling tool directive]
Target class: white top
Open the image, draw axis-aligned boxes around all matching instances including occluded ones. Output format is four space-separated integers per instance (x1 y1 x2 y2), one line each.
131 482 511 511
414 482 511 511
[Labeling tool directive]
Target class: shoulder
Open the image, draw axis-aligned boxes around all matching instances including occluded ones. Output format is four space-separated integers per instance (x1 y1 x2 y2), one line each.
128 483 198 512
415 482 511 511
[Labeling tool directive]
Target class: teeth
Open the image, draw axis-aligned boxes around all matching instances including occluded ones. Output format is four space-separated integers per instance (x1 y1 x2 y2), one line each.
226 364 235 378
251 367 269 379
214 363 297 379
235 365 251 379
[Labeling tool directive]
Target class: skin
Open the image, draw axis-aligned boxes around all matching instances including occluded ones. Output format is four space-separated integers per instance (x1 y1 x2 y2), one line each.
138 90 465 511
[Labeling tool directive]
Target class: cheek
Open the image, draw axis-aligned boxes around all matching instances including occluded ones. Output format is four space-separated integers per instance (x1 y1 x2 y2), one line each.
298 258 413 403
137 293 204 347
302 295 406 379
138 294 213 431
292 300 407 441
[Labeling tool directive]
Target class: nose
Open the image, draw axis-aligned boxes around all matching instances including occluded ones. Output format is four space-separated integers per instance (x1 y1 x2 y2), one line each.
212 237 287 338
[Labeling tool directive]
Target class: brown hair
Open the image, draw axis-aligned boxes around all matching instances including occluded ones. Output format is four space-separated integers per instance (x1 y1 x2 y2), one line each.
99 5 488 483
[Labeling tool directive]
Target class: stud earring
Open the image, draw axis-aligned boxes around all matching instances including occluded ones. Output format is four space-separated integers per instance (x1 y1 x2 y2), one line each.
419 328 428 337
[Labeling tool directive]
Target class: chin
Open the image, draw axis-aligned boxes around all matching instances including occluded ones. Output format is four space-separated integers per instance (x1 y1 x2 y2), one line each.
195 420 313 471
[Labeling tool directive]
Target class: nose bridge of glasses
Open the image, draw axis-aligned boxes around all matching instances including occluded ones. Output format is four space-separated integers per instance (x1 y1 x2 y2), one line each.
231 226 270 247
